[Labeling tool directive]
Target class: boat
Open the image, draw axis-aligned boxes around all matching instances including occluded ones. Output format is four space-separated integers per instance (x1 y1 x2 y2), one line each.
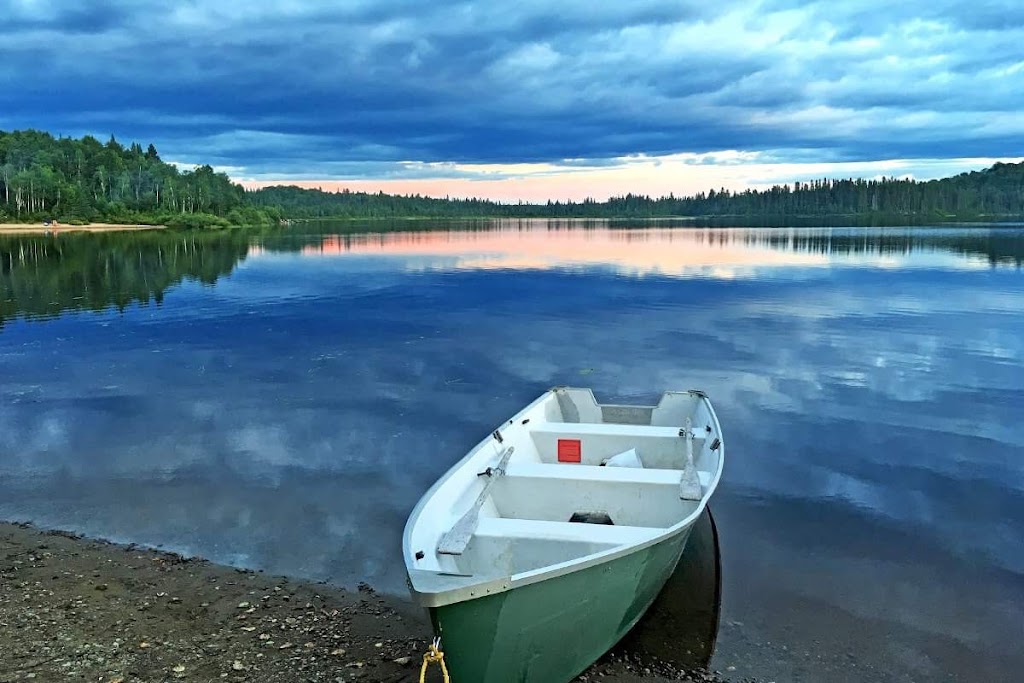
402 387 725 682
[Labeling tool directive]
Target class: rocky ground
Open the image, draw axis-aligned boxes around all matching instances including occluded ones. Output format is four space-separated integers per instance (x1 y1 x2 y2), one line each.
0 523 734 683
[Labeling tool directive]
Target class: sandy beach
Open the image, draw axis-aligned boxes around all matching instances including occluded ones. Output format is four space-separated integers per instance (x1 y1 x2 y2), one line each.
0 522 726 683
0 223 164 234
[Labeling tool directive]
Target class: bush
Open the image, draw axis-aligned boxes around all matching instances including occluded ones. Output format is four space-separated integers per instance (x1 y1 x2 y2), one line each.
163 213 231 229
223 206 282 226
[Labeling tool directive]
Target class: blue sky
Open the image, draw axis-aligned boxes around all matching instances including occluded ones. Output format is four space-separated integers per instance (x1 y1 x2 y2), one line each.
1 0 1022 200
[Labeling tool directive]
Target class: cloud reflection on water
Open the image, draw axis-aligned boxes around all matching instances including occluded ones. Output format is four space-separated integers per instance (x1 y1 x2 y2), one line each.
288 225 1000 278
2 224 1023 682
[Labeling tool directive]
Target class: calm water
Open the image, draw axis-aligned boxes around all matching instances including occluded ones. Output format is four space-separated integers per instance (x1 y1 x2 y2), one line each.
2 222 1023 681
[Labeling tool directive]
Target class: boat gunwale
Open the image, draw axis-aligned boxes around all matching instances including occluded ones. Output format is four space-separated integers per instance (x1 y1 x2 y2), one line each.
402 387 725 608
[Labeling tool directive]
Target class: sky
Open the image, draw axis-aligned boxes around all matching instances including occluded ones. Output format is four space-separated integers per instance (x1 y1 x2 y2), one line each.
1 0 1022 201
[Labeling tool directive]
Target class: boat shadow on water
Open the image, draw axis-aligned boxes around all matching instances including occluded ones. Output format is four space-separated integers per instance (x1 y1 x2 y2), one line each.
610 506 722 673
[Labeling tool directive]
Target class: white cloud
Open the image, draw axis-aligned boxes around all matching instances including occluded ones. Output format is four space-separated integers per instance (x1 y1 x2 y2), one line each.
2 0 1023 182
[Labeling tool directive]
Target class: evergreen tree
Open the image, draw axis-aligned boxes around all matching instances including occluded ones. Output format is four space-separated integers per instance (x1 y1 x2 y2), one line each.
2 128 1022 225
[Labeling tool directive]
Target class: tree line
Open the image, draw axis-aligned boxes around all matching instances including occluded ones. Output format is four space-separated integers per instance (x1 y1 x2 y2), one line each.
2 128 1022 224
248 164 1024 220
0 129 282 227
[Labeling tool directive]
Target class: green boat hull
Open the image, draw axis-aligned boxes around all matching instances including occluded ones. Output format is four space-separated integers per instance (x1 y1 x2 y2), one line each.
429 528 692 683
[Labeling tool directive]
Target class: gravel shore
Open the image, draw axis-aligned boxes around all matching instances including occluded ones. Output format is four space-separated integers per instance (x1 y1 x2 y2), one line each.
0 523 729 683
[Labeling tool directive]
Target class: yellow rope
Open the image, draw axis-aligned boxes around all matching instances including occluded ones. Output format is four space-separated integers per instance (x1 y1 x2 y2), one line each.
419 636 451 683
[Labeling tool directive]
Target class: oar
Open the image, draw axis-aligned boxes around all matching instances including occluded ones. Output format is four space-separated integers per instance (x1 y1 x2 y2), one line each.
679 418 702 500
437 446 515 556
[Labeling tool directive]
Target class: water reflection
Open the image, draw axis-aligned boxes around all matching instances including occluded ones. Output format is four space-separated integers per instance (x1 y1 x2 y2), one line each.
2 222 1023 682
298 228 828 277
293 224 1024 276
0 230 251 326
3 224 1023 326
613 506 721 673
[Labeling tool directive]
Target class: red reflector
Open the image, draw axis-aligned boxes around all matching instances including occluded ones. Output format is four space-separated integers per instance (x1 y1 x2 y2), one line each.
557 439 582 463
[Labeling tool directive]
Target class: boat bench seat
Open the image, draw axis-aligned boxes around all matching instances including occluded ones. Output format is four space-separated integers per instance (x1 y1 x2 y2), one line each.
504 461 712 488
530 423 705 439
474 516 662 546
529 423 708 469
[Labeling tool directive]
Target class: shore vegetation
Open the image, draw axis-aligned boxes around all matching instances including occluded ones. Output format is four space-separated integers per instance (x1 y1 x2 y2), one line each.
2 129 1022 226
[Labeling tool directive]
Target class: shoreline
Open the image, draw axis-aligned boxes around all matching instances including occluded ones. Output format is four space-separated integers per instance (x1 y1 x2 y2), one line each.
0 222 165 234
0 522 724 682
0 218 1019 236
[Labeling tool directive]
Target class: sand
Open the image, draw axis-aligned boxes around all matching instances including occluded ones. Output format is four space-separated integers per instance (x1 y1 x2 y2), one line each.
0 222 164 234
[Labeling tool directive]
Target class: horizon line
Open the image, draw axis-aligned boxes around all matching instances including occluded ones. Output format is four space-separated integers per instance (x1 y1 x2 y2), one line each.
234 155 1022 204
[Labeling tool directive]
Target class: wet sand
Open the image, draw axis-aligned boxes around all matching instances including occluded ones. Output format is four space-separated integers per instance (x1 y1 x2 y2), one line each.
0 223 163 234
0 523 728 682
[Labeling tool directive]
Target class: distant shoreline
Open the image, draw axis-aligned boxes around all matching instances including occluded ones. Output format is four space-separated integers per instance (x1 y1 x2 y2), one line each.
0 222 165 234
1 216 1021 236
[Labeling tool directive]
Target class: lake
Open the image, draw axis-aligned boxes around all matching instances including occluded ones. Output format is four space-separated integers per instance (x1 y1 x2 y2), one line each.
1 221 1022 681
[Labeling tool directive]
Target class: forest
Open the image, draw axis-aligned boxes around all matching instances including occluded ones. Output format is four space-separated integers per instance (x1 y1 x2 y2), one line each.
2 129 1022 224
0 130 282 227
249 163 1024 220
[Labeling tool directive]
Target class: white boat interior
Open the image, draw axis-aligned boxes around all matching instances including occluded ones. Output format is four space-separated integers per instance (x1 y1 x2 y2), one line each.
403 388 725 603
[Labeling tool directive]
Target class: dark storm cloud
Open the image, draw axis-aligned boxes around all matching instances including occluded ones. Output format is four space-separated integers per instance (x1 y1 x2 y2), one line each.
0 0 1021 177
0 0 136 33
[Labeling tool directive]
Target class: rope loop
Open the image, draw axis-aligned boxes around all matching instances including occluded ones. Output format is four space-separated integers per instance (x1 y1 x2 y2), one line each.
419 636 451 683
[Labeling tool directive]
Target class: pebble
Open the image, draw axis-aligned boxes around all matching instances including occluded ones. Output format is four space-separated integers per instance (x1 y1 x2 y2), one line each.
3 523 597 683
